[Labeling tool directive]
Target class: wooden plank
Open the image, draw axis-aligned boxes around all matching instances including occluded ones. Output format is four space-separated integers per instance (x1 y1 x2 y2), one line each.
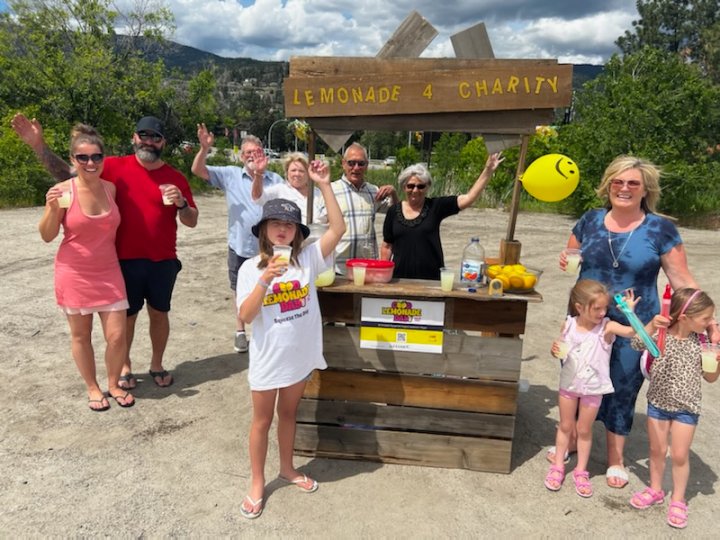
284 64 573 118
451 22 495 59
321 326 522 381
304 370 518 415
307 110 552 134
318 290 530 334
297 399 515 439
294 424 512 473
289 57 560 77
376 11 438 58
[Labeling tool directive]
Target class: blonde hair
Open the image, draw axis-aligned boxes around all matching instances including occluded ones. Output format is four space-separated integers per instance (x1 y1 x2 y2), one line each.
568 279 610 316
283 152 309 177
668 288 715 328
69 124 104 155
595 155 661 213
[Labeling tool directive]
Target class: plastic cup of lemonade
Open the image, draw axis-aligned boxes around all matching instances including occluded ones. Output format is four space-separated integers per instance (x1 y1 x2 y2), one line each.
159 184 174 205
701 342 719 373
57 187 72 208
564 248 582 275
353 262 368 286
440 267 454 292
272 245 292 273
555 339 570 360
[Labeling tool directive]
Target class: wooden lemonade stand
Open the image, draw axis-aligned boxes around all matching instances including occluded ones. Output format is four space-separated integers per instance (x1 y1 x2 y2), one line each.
283 12 572 472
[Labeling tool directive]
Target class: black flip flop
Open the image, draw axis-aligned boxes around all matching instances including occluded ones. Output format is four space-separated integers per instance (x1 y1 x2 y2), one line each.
88 397 110 412
118 373 137 390
109 391 135 408
149 369 174 387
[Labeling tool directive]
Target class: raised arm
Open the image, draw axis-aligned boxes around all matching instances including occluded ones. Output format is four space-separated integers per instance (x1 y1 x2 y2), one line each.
191 123 214 181
457 152 504 210
11 113 73 181
309 160 346 258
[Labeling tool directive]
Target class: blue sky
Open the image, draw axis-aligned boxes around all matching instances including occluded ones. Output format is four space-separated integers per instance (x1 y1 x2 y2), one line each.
7 0 640 64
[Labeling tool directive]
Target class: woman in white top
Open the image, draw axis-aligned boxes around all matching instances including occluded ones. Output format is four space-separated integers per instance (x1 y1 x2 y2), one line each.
252 152 327 224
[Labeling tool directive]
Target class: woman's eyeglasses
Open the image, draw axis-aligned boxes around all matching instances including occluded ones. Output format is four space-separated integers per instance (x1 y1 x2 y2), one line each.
346 160 367 168
74 153 104 164
610 179 643 189
405 183 427 191
137 131 163 143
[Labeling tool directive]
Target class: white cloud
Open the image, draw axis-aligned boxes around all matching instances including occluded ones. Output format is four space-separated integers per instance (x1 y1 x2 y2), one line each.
140 0 640 64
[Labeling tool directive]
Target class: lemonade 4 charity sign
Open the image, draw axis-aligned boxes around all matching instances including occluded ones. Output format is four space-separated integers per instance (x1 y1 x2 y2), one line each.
360 298 445 354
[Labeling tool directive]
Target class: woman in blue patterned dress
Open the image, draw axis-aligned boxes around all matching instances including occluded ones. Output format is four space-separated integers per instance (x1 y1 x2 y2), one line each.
557 156 719 488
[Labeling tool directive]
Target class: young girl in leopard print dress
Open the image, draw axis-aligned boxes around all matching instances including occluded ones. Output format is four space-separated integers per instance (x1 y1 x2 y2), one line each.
629 288 719 529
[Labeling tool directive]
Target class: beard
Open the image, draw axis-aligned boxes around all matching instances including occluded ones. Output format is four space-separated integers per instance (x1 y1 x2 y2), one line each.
133 143 162 163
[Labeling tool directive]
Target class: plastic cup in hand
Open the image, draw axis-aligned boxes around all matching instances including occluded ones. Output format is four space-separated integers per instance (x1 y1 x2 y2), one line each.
701 342 719 373
159 184 174 205
272 245 292 273
440 267 454 292
353 263 367 286
57 187 72 209
555 340 570 360
563 248 582 275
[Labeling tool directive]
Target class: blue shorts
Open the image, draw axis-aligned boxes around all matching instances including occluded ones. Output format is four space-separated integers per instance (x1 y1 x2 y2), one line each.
120 259 181 316
647 402 699 426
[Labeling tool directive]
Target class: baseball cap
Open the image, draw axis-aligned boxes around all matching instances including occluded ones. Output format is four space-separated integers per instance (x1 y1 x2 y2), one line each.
251 198 310 239
135 116 165 138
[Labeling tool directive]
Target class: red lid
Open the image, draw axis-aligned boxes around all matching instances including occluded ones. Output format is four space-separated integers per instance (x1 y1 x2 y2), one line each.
346 258 394 269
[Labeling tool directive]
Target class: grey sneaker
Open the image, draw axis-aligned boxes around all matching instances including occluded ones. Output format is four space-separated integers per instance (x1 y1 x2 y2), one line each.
234 332 248 353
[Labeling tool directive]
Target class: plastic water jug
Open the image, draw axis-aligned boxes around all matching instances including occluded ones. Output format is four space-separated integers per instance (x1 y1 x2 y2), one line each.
460 237 485 286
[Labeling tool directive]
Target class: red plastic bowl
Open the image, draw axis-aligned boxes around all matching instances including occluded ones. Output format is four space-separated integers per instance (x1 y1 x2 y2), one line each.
346 259 395 283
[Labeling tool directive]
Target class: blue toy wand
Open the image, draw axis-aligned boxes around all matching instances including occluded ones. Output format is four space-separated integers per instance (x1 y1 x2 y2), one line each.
614 293 660 357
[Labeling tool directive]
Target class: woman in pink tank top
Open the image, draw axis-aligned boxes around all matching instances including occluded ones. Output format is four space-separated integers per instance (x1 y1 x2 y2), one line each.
38 124 134 411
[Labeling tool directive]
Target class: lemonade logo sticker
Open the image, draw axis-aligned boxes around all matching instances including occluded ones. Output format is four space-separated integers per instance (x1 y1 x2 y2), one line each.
381 301 423 322
263 280 309 313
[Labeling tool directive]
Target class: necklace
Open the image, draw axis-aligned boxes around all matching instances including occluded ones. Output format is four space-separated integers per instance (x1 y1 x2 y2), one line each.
608 229 635 268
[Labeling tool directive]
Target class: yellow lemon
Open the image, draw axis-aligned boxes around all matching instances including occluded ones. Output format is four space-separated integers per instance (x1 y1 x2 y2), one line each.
522 273 537 289
500 265 514 275
497 275 510 289
486 265 502 279
511 264 526 273
509 275 525 289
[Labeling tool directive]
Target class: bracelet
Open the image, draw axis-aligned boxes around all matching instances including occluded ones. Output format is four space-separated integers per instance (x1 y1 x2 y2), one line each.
178 198 189 210
257 278 270 289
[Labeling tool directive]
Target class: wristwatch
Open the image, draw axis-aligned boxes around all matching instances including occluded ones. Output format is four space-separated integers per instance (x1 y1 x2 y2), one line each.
178 198 189 210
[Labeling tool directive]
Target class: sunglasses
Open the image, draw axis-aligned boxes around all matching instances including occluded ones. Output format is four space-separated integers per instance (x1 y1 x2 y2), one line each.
137 131 163 143
346 160 368 168
610 179 643 189
74 153 104 164
405 183 427 191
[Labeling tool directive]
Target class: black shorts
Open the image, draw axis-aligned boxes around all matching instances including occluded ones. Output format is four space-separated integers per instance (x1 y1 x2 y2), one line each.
228 247 251 291
120 259 182 316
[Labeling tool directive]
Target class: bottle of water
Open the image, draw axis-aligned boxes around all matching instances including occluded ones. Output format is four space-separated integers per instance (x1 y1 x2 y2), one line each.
460 237 485 286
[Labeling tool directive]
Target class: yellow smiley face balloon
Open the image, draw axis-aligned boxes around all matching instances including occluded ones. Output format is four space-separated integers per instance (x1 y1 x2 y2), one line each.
521 154 580 202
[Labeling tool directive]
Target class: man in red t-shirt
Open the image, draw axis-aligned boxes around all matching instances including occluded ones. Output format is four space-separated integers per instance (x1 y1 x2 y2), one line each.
12 113 198 390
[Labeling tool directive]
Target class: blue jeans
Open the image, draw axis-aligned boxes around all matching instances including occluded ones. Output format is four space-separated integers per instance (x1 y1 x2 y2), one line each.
647 402 699 426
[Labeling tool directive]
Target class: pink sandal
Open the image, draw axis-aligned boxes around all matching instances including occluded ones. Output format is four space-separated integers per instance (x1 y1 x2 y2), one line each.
629 486 665 509
572 469 593 498
667 501 688 529
544 465 565 491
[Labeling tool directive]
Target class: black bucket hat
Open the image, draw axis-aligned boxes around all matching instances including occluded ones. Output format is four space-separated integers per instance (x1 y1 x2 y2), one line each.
251 198 310 239
135 116 165 138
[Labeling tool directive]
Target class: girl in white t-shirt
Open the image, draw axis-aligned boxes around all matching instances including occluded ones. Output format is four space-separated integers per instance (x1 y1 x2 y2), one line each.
235 160 345 520
544 280 667 498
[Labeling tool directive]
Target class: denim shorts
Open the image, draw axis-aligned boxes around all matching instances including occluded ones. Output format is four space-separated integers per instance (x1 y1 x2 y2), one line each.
647 402 699 426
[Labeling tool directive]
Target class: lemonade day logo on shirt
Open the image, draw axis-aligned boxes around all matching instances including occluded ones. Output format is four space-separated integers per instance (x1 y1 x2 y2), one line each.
263 280 309 313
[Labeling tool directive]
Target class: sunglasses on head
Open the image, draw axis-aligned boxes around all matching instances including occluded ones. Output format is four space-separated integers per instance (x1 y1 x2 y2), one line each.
74 153 104 164
137 131 163 143
610 179 642 189
346 160 367 168
405 183 427 191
